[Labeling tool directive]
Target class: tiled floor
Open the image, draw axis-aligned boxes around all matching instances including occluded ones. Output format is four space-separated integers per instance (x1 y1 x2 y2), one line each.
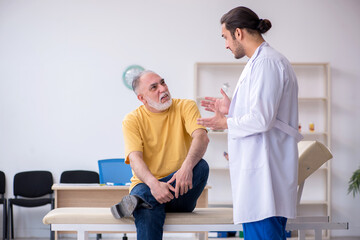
13 236 360 240
52 233 206 240
14 234 241 240
13 238 360 240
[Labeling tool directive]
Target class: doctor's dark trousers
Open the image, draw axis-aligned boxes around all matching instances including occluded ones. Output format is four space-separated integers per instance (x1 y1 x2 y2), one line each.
243 216 288 240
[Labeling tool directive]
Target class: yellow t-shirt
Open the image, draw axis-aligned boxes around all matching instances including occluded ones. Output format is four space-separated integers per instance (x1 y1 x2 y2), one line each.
122 98 206 191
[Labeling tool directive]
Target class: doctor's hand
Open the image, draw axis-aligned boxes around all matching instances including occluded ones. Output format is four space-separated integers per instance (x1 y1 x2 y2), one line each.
200 88 231 115
167 165 193 199
197 109 228 131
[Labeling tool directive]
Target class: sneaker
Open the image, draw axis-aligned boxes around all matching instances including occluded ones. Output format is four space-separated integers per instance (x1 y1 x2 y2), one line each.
111 195 140 219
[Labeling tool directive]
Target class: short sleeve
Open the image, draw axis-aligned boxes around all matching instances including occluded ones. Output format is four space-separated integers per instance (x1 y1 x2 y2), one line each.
122 113 143 164
182 100 207 136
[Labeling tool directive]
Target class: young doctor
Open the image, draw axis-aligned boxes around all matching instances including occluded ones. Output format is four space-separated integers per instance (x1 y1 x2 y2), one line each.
197 6 303 240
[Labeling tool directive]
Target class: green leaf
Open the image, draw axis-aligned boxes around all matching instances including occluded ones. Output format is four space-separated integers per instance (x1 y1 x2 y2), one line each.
348 168 360 197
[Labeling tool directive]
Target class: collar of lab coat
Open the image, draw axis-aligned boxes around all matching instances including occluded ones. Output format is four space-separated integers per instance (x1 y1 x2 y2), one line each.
249 41 268 64
233 41 269 96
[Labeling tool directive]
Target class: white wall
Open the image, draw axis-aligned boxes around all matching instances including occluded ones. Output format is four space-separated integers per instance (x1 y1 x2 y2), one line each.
0 0 359 238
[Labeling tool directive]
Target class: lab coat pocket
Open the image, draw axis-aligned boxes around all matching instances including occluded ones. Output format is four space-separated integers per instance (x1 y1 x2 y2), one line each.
229 133 265 170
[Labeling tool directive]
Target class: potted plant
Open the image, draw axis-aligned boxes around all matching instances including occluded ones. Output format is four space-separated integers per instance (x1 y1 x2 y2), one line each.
348 167 360 197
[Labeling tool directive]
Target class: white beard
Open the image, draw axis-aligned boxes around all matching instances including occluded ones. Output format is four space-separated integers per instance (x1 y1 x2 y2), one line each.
145 92 172 111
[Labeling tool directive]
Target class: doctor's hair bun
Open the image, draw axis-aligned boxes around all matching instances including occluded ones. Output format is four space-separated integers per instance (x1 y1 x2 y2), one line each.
221 6 272 36
257 19 272 34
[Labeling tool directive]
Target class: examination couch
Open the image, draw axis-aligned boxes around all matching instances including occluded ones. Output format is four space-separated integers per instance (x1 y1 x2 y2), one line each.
43 141 348 240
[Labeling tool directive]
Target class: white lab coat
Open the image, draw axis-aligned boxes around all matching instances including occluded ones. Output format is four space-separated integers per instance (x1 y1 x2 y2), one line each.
227 42 299 224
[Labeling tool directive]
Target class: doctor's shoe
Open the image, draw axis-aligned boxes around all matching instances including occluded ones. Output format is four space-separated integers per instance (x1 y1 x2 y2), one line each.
111 195 141 219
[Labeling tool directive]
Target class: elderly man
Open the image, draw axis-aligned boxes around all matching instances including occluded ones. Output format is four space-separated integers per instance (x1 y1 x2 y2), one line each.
111 70 209 240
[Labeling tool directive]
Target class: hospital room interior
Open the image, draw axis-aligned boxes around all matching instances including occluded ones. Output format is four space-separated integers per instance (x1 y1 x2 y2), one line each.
0 0 359 239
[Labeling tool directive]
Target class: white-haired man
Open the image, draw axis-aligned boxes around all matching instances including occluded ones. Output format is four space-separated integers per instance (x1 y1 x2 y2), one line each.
111 70 209 240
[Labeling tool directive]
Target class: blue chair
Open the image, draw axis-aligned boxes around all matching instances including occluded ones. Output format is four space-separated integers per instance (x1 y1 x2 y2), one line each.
98 159 132 240
98 159 132 186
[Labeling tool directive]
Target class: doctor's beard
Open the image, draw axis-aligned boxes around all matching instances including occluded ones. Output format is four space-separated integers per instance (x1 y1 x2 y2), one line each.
233 41 246 59
145 92 173 111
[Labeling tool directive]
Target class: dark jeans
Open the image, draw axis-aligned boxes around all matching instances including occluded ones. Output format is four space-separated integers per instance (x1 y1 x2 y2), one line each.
130 159 209 240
